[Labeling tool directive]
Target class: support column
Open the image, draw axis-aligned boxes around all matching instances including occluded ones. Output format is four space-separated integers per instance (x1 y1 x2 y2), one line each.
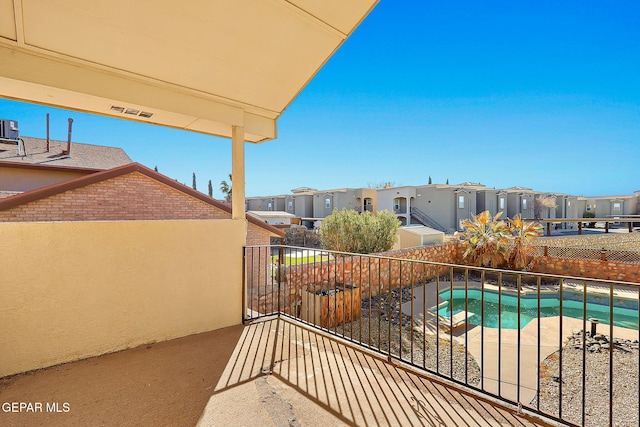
231 125 245 221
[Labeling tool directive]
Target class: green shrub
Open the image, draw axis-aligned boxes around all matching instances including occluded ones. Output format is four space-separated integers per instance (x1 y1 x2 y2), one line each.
319 209 401 254
583 211 596 228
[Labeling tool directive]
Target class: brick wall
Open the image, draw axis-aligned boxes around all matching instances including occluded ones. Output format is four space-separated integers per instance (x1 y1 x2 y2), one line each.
531 257 640 283
0 170 272 246
251 242 460 316
249 240 639 317
0 172 230 221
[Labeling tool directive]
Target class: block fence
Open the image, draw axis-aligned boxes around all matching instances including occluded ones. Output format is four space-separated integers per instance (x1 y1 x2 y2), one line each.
247 242 640 317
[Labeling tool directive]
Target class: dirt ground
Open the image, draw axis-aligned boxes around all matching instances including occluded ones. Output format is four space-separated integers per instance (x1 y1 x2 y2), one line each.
0 325 244 427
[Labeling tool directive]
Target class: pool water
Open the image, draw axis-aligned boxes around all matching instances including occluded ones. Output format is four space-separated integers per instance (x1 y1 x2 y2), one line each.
436 289 640 330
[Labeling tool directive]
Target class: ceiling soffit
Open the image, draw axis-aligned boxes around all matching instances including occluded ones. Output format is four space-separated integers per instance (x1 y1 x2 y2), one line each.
0 0 378 142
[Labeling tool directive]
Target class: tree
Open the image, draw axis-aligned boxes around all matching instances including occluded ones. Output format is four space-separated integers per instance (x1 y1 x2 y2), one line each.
208 180 213 197
428 176 432 184
446 178 449 185
457 211 543 270
456 211 511 268
583 211 596 228
192 173 197 190
507 214 543 270
367 181 395 189
534 195 557 219
319 209 401 254
220 174 232 204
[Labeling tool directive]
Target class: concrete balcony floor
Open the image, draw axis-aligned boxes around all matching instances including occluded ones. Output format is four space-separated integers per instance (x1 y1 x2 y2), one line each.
1 318 558 426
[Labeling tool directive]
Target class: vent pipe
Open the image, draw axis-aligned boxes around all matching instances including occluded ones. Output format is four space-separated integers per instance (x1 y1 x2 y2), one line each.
46 113 50 152
62 118 73 155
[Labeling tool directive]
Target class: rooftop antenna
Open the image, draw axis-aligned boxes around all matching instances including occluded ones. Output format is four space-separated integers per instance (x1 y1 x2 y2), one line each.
62 118 73 156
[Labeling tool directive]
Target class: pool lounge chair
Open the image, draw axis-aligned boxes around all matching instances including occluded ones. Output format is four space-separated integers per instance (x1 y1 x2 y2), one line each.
438 311 474 332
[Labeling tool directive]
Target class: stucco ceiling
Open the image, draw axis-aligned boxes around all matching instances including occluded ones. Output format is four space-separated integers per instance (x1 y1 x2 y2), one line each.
0 0 377 142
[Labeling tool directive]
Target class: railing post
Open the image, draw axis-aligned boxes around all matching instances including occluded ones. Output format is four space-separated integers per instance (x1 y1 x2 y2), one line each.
241 246 246 323
278 245 284 313
601 249 607 262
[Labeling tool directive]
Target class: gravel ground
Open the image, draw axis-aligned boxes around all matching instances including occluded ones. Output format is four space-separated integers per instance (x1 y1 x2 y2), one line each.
532 331 640 427
533 233 640 252
329 284 481 387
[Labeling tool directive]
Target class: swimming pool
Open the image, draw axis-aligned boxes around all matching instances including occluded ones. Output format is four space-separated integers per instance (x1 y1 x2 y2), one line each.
435 288 640 330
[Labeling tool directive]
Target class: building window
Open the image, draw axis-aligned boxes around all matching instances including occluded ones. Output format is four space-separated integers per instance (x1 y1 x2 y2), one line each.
458 195 465 209
394 199 400 211
586 204 591 211
499 198 505 210
287 201 293 212
267 202 272 211
325 198 331 209
613 202 621 212
522 198 527 209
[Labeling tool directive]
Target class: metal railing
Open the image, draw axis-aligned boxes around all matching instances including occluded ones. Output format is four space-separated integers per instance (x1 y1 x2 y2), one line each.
243 245 640 427
409 207 447 232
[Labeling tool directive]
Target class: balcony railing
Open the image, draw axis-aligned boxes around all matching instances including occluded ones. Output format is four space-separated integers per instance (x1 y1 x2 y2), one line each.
243 245 640 427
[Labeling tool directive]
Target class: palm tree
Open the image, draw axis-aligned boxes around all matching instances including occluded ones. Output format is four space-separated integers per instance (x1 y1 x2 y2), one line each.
219 174 232 204
456 211 511 268
507 214 543 270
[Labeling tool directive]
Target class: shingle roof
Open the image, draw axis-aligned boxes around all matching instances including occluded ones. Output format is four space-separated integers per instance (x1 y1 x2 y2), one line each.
0 190 20 199
0 136 132 169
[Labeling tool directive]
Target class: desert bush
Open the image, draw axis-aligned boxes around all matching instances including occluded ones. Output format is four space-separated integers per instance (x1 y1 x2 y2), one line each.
319 209 401 254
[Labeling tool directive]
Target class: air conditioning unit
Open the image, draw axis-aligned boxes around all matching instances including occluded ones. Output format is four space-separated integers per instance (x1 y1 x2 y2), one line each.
0 119 19 143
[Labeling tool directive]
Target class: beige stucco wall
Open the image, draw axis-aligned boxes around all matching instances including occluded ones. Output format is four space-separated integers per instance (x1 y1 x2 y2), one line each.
394 227 444 249
0 219 245 377
0 166 88 192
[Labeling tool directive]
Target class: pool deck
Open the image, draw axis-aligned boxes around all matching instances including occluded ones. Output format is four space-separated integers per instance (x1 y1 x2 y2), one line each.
402 281 639 405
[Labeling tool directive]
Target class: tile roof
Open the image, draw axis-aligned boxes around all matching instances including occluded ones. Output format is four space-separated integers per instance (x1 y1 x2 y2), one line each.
0 136 132 170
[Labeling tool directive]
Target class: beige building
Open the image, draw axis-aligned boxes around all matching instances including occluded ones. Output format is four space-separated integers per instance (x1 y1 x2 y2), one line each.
312 187 377 218
393 225 445 250
576 195 638 219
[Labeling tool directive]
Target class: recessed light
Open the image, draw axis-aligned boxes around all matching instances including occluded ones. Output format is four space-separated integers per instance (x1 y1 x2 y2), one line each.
125 109 140 115
138 111 153 118
110 106 125 113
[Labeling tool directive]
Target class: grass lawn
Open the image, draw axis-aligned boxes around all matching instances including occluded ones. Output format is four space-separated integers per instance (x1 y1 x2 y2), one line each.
272 254 331 265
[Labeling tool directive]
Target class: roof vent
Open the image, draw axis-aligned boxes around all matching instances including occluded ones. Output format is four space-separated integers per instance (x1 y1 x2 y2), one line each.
110 105 153 119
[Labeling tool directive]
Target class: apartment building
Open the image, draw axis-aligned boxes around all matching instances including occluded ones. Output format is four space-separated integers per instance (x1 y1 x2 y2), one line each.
248 183 640 233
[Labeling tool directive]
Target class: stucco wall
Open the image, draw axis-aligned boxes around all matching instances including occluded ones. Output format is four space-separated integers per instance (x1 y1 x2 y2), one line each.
0 219 245 377
0 166 88 193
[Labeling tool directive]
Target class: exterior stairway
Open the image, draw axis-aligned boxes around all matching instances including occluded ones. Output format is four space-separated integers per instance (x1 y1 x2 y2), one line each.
409 207 447 232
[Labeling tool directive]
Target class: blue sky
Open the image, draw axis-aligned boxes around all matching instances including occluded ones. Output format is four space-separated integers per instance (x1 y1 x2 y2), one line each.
1 1 638 198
